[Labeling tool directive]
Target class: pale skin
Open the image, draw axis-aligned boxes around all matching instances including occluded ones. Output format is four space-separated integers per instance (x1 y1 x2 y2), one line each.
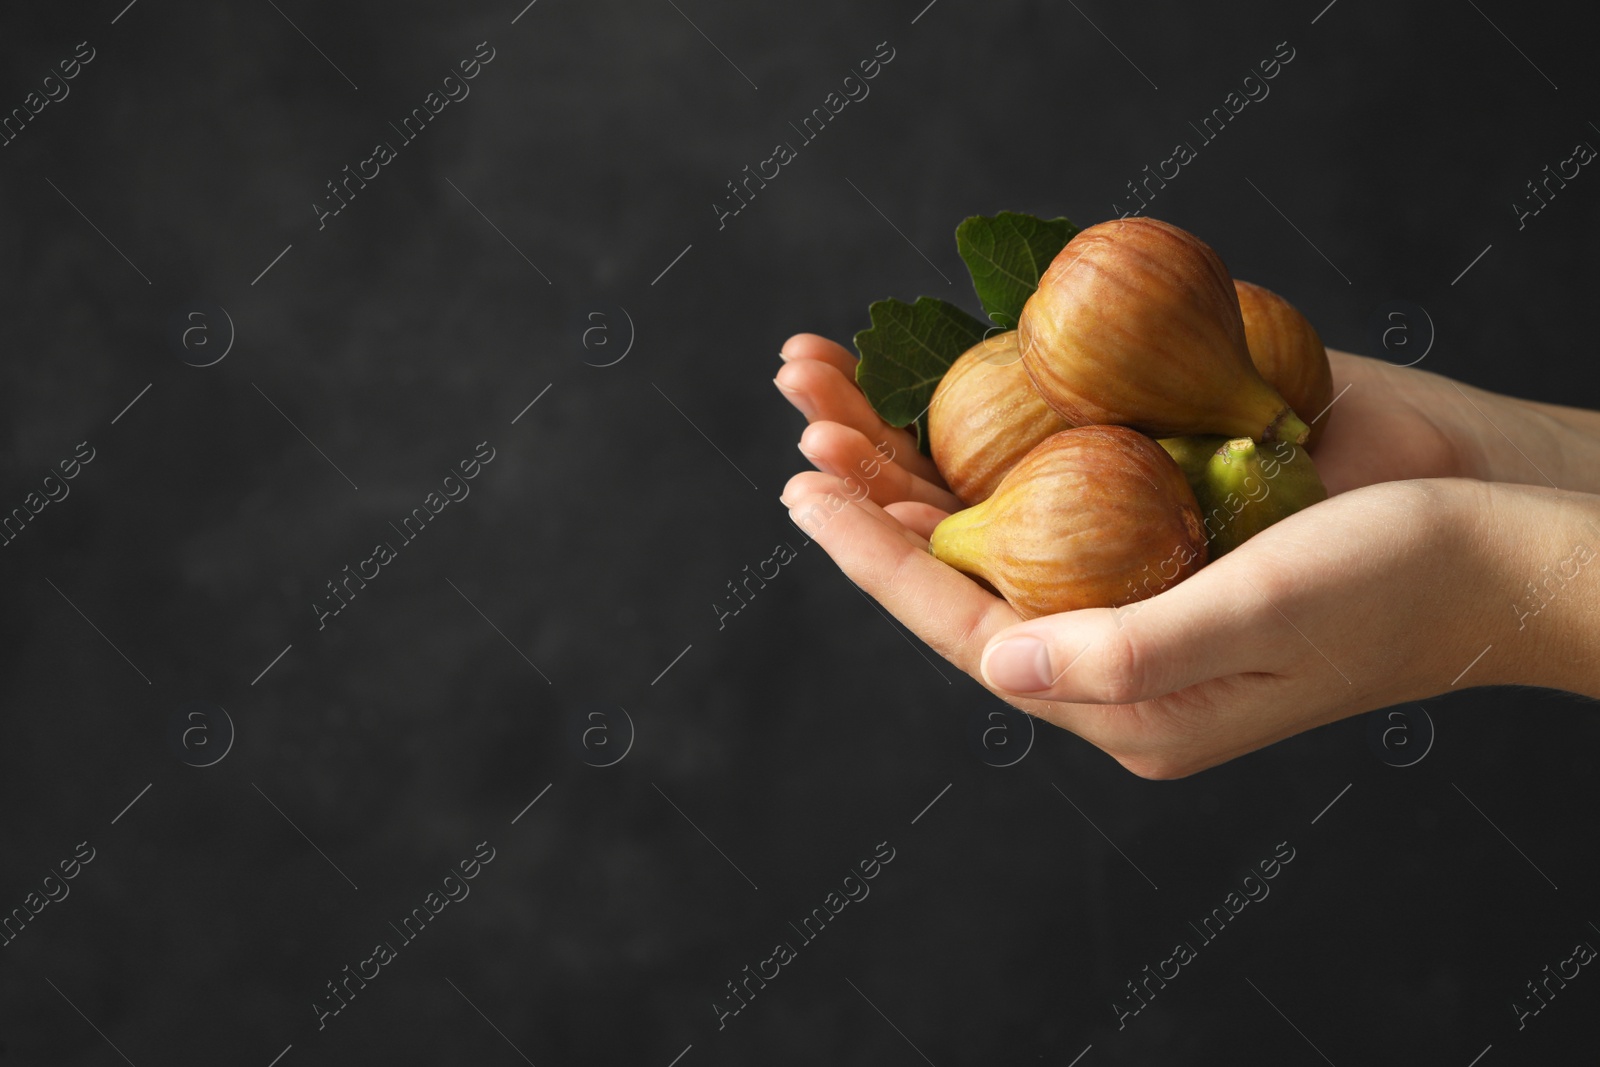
776 334 1600 778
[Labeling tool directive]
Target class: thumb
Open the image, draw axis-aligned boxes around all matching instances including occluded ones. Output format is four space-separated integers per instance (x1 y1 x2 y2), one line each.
977 568 1288 704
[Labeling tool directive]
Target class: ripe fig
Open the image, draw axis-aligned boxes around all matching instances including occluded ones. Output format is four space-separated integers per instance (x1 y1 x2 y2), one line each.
930 426 1207 620
1157 435 1328 557
1234 280 1335 450
929 331 1072 506
1017 217 1311 445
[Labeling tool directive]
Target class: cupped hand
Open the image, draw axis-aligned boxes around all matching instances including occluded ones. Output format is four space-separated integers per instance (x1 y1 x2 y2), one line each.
784 464 1504 776
1315 349 1600 496
1305 350 1473 494
774 333 1514 777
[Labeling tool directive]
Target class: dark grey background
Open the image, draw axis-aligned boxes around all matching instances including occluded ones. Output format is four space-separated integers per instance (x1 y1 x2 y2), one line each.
2 0 1598 1063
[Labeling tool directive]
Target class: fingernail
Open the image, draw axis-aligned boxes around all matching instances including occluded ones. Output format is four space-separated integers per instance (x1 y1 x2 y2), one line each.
797 442 824 466
773 376 817 419
984 637 1053 693
785 502 821 539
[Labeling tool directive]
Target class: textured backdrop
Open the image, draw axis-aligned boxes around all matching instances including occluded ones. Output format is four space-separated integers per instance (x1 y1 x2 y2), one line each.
2 0 1598 1064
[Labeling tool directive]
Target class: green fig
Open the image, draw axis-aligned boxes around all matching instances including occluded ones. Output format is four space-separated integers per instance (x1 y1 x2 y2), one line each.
1157 435 1328 557
931 426 1207 620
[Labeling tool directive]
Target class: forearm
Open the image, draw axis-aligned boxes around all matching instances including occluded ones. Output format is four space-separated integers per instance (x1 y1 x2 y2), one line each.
1475 483 1600 698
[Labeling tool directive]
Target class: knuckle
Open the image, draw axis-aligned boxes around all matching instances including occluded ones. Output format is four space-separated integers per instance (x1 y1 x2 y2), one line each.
940 600 1014 680
1083 630 1149 705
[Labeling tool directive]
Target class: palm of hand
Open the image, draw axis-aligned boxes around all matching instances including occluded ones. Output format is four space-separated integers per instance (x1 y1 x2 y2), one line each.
1312 350 1477 494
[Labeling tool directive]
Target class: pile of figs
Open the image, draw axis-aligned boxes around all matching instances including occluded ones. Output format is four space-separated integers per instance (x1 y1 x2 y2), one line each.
927 217 1333 619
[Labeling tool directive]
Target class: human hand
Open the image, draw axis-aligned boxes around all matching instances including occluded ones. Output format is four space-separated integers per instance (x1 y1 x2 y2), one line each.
776 333 1600 777
1306 350 1469 494
1319 349 1600 495
783 458 1499 777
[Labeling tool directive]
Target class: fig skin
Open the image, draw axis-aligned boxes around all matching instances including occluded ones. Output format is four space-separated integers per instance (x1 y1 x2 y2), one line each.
930 425 1208 620
1017 217 1311 445
1158 435 1328 557
929 331 1072 506
1234 280 1335 450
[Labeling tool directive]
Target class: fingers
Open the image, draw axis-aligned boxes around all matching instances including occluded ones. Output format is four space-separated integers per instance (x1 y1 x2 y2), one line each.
782 466 1313 779
780 470 1018 676
774 357 944 485
884 501 948 541
977 551 1294 706
798 422 965 512
780 333 857 378
783 469 927 550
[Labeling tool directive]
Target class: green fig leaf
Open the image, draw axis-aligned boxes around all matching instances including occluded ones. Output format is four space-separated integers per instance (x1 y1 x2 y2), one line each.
955 212 1080 330
854 296 989 454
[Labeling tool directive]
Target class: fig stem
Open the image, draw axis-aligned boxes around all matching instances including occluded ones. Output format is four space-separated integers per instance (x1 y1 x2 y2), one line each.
1263 407 1311 446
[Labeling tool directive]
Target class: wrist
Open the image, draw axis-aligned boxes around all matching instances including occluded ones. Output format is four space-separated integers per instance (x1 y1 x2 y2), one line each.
1468 482 1600 697
1448 381 1600 493
1521 400 1600 494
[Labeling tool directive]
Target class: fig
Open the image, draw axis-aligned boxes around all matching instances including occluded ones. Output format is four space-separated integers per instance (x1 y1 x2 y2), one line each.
928 331 1072 506
1017 217 1311 445
1234 280 1335 449
1158 435 1328 557
930 426 1207 620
